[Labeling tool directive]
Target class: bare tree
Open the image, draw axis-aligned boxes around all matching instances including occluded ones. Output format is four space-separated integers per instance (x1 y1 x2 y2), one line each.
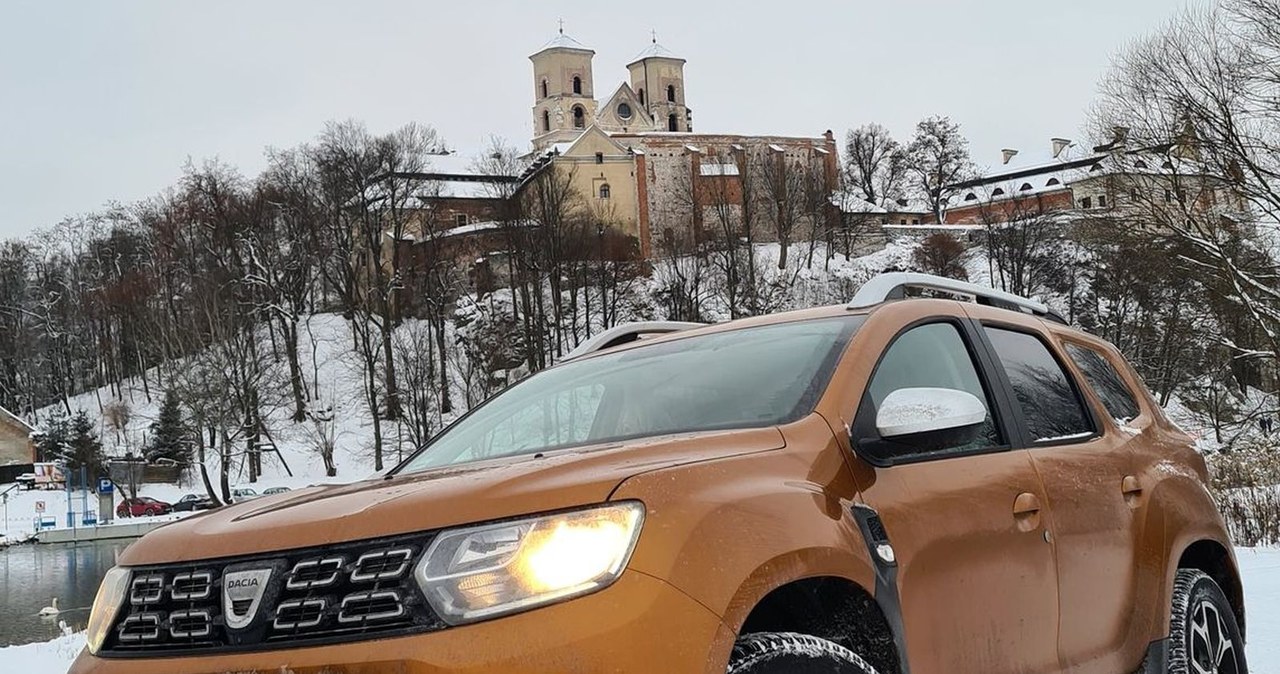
906 116 976 222
845 123 907 206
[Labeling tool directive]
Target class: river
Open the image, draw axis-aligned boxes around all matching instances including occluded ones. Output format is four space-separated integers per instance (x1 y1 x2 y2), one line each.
0 539 131 647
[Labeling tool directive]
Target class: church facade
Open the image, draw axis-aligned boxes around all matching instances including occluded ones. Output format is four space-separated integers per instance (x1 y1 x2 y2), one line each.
518 30 840 259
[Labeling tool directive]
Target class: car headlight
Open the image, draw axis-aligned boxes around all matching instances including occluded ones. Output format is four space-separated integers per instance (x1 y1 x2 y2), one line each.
415 501 644 625
85 566 131 654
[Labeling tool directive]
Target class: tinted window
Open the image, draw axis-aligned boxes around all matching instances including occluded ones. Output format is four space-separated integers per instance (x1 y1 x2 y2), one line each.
1065 343 1142 422
984 328 1093 442
865 322 1001 456
399 318 861 473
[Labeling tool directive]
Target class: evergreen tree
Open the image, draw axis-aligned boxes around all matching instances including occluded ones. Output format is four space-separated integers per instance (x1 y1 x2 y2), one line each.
34 414 70 463
66 410 105 474
146 389 190 464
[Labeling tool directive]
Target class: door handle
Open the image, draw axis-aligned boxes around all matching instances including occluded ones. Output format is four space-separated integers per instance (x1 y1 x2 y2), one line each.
1122 475 1143 505
1013 492 1042 532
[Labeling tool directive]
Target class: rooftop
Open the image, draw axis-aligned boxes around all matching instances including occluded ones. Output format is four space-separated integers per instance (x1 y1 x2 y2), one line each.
534 30 593 54
628 40 683 64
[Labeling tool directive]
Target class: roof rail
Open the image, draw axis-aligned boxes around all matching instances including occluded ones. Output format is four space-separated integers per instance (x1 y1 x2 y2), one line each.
562 321 706 361
848 272 1067 324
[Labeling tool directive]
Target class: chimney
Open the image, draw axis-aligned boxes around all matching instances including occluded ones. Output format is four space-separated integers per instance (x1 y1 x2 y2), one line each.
1001 148 1019 165
1051 138 1073 159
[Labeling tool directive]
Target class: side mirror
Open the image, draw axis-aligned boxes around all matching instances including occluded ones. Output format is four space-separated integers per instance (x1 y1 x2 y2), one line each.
876 387 987 438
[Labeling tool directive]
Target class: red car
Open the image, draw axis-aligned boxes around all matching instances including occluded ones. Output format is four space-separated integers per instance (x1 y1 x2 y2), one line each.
115 497 171 518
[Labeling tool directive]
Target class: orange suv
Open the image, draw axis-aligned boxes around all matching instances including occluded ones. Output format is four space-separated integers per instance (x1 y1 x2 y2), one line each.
72 273 1245 674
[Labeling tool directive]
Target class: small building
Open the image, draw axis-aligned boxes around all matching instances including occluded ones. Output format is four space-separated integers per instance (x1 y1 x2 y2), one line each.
0 405 36 467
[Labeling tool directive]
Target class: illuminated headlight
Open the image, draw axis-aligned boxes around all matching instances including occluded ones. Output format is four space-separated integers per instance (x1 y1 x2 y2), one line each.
415 502 644 625
86 566 131 654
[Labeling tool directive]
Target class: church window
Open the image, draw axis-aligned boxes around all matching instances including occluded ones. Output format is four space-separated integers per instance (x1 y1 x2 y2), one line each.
573 76 582 95
617 102 632 120
667 84 676 102
541 79 548 98
595 152 604 164
668 113 678 132
542 110 551 132
573 106 585 129
599 184 611 199
638 88 646 105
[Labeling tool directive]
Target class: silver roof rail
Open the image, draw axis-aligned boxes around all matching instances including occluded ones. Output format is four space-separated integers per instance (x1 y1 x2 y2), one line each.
562 321 706 361
848 272 1066 323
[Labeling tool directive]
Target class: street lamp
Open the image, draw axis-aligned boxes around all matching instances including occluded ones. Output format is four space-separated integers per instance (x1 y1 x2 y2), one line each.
596 224 607 327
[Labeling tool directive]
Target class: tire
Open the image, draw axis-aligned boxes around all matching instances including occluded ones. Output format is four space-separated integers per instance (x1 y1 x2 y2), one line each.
1167 569 1247 674
143 507 156 516
727 632 878 674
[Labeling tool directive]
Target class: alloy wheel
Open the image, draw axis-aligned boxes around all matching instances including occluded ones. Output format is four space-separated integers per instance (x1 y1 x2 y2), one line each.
1190 599 1240 674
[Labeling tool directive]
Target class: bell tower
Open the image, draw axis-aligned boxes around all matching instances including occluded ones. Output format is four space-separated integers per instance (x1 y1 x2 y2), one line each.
531 26 599 150
627 35 690 133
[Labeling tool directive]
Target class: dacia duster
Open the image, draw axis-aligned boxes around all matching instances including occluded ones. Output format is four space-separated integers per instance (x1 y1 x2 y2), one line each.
72 273 1245 673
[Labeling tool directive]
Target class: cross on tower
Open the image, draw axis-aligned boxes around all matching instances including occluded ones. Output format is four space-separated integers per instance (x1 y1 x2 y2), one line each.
558 19 565 34
651 29 658 44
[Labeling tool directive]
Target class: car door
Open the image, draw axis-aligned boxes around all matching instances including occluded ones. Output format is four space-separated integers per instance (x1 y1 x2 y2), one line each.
840 307 1062 674
969 311 1145 672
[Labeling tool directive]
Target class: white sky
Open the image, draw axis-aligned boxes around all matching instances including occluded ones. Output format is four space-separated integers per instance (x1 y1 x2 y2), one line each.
0 0 1195 238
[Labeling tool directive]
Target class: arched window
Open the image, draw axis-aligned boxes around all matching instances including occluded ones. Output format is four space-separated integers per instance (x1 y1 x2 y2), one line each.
573 106 585 129
1134 160 1148 169
617 102 632 120
541 79 548 98
1019 182 1033 191
1046 177 1061 186
638 88 645 105
992 187 1005 196
667 84 676 102
668 113 678 132
599 183 611 199
542 109 551 132
573 76 582 95
964 192 978 202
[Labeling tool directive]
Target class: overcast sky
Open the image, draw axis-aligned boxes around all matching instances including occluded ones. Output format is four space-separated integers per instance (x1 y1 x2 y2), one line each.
0 0 1193 239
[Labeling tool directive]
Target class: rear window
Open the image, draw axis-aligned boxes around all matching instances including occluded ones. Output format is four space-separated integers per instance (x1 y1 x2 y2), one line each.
398 317 862 473
1064 343 1142 423
984 327 1094 443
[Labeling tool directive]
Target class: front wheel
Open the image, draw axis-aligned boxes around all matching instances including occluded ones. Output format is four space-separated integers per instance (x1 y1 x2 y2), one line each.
1168 569 1246 674
727 632 878 674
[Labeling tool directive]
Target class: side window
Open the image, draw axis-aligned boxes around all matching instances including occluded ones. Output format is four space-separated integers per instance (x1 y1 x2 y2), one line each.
862 322 1002 459
984 328 1093 443
1065 343 1142 423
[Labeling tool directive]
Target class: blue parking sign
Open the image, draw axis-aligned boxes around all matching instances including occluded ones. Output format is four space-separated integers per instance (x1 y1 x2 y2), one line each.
98 478 113 495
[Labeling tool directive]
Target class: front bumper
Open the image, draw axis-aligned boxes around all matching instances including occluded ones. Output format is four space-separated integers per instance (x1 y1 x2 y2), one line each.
68 570 729 674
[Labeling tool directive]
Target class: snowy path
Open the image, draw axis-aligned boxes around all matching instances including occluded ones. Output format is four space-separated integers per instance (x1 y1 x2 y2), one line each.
4 547 1278 673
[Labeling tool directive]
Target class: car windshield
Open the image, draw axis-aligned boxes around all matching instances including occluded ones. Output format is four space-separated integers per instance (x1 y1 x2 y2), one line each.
397 317 861 474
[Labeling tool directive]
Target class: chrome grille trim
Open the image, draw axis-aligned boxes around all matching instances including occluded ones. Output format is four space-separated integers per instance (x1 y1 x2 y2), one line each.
170 571 213 601
168 609 212 639
286 557 344 590
118 613 162 642
350 548 412 582
273 598 327 630
337 590 405 624
129 576 164 605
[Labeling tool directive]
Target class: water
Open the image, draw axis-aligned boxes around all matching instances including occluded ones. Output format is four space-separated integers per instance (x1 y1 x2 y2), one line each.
0 539 133 647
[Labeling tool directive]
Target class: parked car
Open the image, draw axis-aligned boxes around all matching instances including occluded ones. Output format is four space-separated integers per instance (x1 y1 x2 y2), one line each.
230 487 259 501
262 486 291 496
114 497 171 519
14 473 35 490
171 493 218 512
74 273 1245 674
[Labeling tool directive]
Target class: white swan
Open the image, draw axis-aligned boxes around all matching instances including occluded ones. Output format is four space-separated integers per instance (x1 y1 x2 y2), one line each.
38 597 59 617
58 619 72 636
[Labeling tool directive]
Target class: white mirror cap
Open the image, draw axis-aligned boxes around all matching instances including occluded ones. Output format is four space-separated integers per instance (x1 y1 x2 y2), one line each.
876 387 987 438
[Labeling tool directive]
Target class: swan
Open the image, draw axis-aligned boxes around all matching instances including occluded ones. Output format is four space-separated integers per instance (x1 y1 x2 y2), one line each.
38 597 59 617
58 619 72 636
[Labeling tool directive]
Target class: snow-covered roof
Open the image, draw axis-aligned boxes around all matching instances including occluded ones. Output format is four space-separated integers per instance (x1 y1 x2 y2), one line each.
0 405 36 433
628 41 683 64
536 32 593 53
699 162 740 176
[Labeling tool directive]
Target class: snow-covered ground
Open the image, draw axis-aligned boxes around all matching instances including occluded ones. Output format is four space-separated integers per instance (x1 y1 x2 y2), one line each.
3 547 1277 673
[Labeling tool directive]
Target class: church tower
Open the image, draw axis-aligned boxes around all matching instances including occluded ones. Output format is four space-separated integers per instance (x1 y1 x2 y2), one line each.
627 37 691 133
530 27 599 150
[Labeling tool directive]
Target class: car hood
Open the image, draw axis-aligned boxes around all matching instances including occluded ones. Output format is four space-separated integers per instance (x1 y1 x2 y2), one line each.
120 426 785 565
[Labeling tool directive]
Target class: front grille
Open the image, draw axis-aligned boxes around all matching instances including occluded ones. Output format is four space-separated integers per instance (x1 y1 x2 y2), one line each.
100 532 446 657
